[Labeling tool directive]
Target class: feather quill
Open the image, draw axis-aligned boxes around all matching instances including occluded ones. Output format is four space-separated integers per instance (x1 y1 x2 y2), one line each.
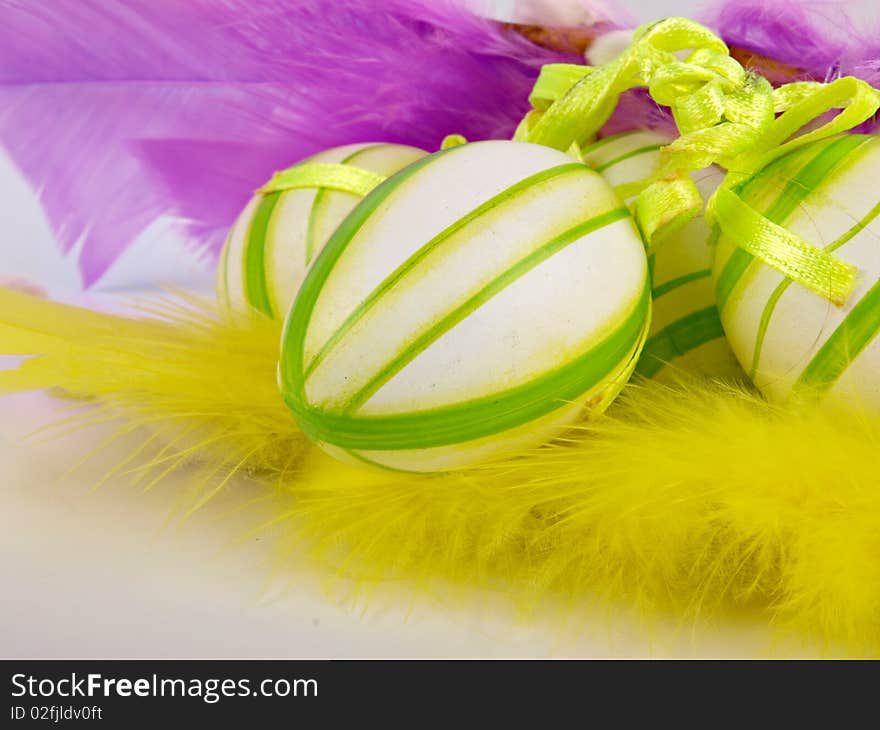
2 286 879 654
0 0 574 287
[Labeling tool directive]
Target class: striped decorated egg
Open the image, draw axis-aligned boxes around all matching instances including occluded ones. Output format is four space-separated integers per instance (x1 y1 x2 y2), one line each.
713 134 880 409
582 130 742 380
217 143 427 319
279 140 651 472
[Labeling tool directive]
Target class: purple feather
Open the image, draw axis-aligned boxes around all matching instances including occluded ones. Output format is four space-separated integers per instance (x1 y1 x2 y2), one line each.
704 0 880 87
4 0 876 291
0 0 576 287
704 0 846 79
604 1 880 137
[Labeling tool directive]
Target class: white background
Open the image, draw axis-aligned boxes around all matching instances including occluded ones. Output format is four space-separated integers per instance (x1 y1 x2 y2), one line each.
2 0 871 658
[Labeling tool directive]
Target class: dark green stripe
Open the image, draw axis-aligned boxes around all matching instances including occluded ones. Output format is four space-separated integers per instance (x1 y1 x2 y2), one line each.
341 207 630 414
302 161 588 381
715 135 871 314
749 195 880 378
792 277 880 396
652 268 711 299
635 306 725 378
284 279 650 451
594 144 663 173
243 192 281 317
748 280 789 379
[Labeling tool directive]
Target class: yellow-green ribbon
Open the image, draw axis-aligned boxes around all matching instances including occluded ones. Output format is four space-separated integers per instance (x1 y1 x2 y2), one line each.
519 17 880 305
703 76 880 304
441 134 469 149
258 163 387 196
520 18 732 151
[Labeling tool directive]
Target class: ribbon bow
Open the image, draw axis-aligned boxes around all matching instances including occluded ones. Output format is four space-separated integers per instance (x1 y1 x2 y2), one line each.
520 17 880 305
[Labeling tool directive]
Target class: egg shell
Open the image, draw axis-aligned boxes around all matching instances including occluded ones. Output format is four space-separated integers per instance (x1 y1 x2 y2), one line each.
713 134 880 409
279 140 651 472
582 130 742 380
217 142 427 320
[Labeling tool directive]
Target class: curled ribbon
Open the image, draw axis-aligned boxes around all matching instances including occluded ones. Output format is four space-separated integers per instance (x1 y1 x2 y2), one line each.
520 17 880 305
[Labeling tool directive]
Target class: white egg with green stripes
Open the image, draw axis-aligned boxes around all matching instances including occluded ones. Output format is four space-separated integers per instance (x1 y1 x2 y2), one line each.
713 134 880 410
582 130 742 380
217 143 428 320
279 140 651 472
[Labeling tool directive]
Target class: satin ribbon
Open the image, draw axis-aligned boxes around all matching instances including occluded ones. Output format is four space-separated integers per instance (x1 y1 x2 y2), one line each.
258 131 471 200
520 17 880 305
259 163 387 197
441 134 468 149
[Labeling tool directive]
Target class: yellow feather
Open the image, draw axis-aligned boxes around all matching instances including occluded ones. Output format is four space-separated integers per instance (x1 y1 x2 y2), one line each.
2 286 879 654
268 382 879 654
0 286 308 481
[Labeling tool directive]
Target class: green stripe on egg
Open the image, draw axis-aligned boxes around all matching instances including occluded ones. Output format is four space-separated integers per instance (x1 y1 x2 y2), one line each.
651 267 711 299
748 193 880 379
582 130 741 379
793 278 880 397
300 161 588 382
593 143 665 173
243 192 281 318
217 142 428 320
714 134 870 315
712 134 880 409
340 206 632 415
280 140 650 472
635 306 725 379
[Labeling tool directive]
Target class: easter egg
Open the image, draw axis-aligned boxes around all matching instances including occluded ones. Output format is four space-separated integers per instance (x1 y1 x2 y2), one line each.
279 140 651 472
582 130 742 380
217 142 428 319
713 133 880 409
